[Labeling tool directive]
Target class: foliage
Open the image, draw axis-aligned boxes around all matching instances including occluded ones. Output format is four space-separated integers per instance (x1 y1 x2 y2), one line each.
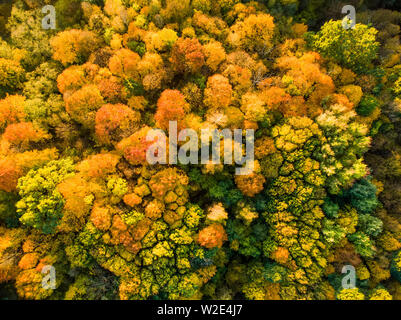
309 20 380 73
0 0 400 301
16 159 75 234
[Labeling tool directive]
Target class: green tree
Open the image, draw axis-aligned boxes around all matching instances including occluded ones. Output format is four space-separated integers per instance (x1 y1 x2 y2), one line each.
309 20 379 73
16 158 75 234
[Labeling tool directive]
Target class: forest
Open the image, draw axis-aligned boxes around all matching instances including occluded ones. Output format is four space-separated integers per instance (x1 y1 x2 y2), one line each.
1 0 401 300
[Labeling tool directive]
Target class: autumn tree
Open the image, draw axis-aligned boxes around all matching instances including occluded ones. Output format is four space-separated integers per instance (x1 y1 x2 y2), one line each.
170 38 205 74
155 89 190 131
95 103 141 145
51 29 101 66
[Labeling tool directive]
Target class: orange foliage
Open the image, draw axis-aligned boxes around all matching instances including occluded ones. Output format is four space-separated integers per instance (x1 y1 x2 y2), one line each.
325 94 354 111
148 168 188 200
137 53 169 91
264 282 281 300
259 86 291 111
192 11 227 40
0 95 25 131
57 174 103 233
235 172 266 197
117 127 156 166
51 29 101 66
14 149 58 173
277 38 307 57
131 218 152 242
96 76 124 103
64 84 104 128
77 153 120 178
127 96 147 111
197 223 227 249
119 278 141 300
123 193 142 207
155 89 190 131
122 23 146 51
203 41 226 72
109 214 143 253
271 247 290 264
228 13 275 52
109 48 141 80
0 228 25 282
276 52 335 116
145 200 164 220
170 38 205 74
56 63 99 95
222 64 252 96
2 122 50 150
0 158 21 192
18 253 39 270
204 74 232 110
254 137 276 159
90 204 112 232
95 103 141 145
292 23 308 37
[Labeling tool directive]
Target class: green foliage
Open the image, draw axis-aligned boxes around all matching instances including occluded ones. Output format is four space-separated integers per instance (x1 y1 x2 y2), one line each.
348 232 375 258
0 58 25 97
310 20 379 73
121 210 144 226
322 219 346 245
357 95 379 117
344 178 379 214
0 0 400 301
54 0 83 30
263 261 288 283
124 78 145 96
107 176 128 198
65 241 92 268
65 268 119 300
16 159 75 234
316 104 371 194
391 251 401 283
127 41 146 57
322 198 339 218
6 5 55 69
226 219 264 258
0 190 19 227
187 168 243 207
358 214 383 237
393 77 401 97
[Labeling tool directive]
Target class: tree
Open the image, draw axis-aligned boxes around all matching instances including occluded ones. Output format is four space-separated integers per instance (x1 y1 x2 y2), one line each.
196 223 227 249
109 48 141 80
155 89 190 131
51 29 101 66
204 74 232 110
170 38 205 74
116 126 157 166
203 41 226 72
0 95 25 131
227 13 275 54
310 20 380 73
64 84 104 128
16 159 75 234
0 58 25 97
95 103 141 145
2 122 50 151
